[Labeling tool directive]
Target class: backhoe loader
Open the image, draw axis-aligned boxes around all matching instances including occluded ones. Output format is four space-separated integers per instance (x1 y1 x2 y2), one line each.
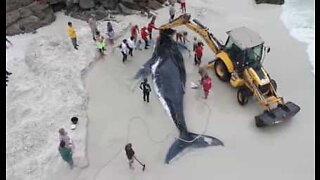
159 14 300 127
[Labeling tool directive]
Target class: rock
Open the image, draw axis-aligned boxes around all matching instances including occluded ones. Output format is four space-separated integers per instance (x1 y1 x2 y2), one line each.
79 0 95 9
18 8 33 18
99 0 117 10
156 0 167 3
147 0 163 10
6 10 20 27
48 0 66 4
6 2 55 35
255 0 284 5
122 0 141 10
118 3 137 15
6 0 34 12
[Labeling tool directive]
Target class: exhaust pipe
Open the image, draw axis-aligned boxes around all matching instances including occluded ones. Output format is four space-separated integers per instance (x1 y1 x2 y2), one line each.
255 102 301 127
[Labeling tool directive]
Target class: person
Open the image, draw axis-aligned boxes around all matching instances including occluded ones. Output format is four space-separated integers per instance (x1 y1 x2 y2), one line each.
106 22 115 45
147 18 159 40
139 78 151 103
131 25 140 43
125 143 135 169
120 39 129 63
58 140 74 169
195 42 203 65
180 0 186 14
200 74 212 99
88 15 98 41
67 22 79 50
169 3 176 22
141 26 149 49
127 36 135 57
6 70 12 86
176 31 188 44
193 37 201 65
59 128 71 144
95 31 106 56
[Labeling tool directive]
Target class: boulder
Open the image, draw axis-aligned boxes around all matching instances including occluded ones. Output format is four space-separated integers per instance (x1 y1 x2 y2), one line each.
6 10 20 27
99 0 117 10
48 0 66 4
79 0 95 9
255 0 284 5
122 0 141 10
118 3 137 15
6 2 55 35
6 0 34 12
147 0 163 10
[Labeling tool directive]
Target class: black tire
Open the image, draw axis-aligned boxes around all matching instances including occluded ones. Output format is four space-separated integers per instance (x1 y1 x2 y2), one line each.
214 59 231 82
237 87 249 105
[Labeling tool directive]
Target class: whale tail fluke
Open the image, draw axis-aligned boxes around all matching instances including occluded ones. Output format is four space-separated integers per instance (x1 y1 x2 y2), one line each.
165 132 223 164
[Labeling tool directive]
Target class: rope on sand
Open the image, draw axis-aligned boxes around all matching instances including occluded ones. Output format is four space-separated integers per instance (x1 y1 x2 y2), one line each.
90 97 212 180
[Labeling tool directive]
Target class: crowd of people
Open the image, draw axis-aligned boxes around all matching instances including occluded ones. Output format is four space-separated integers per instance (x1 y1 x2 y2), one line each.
56 0 211 170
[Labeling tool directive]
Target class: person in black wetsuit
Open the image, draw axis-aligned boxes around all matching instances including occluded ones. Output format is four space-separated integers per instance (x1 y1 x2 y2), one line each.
139 78 151 103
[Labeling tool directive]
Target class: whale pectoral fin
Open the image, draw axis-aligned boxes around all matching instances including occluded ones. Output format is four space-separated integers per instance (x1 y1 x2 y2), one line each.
165 132 224 164
134 65 152 80
134 57 158 80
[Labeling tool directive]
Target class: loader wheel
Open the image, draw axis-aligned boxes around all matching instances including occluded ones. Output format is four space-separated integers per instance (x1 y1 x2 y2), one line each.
214 59 231 82
237 87 249 105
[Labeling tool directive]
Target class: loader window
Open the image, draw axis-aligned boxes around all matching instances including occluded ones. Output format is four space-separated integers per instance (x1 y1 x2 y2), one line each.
246 44 263 65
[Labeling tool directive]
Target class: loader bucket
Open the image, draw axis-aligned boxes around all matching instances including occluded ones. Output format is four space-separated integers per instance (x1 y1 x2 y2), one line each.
255 102 301 127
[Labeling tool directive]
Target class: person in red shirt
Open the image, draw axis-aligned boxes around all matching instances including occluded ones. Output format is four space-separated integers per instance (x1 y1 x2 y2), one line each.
195 42 204 65
200 74 212 99
141 26 149 49
147 18 159 40
180 0 186 14
131 25 139 43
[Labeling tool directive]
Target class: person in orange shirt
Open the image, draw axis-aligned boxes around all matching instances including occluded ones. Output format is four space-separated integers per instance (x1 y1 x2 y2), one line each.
67 22 79 50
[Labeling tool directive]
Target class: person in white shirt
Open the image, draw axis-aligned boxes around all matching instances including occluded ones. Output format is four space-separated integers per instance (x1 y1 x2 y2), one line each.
58 128 74 152
169 3 176 22
120 39 129 63
126 36 135 57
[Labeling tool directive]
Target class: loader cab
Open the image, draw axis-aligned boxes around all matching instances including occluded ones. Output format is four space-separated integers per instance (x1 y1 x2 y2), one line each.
225 27 265 73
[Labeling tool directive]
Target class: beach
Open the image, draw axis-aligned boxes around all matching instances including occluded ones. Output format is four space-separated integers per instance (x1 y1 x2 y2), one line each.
6 0 314 180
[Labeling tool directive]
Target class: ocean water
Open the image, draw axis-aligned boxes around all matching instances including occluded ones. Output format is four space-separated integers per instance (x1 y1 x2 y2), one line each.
280 0 315 74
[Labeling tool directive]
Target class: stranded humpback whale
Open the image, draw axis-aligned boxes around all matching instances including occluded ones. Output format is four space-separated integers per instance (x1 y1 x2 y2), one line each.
135 29 223 164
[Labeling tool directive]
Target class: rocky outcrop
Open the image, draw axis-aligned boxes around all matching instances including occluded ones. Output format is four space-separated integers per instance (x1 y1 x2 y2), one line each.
79 0 95 9
6 1 55 35
255 0 284 5
6 0 166 35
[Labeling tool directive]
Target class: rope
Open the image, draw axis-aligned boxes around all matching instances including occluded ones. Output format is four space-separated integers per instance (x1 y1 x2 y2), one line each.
90 94 212 180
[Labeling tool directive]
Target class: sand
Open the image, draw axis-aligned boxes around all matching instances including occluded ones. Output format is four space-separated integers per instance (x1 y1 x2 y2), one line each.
7 0 314 179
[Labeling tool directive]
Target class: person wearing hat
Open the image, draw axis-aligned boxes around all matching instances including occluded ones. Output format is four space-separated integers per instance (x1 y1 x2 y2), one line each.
139 78 151 103
58 140 74 169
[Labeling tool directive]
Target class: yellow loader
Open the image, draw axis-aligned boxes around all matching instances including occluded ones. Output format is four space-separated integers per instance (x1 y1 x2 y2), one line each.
160 14 300 127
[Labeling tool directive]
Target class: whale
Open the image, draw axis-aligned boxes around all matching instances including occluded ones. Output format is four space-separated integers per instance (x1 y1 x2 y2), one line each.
135 29 223 164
